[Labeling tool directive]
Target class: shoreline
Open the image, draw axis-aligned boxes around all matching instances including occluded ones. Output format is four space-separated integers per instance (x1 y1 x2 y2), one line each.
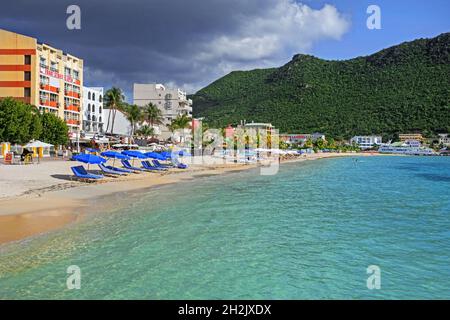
0 152 377 245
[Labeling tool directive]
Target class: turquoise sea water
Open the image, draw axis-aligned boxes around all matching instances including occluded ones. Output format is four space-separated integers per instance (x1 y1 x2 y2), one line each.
0 156 449 299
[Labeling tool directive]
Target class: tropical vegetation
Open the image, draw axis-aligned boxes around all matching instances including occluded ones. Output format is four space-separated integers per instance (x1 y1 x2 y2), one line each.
0 97 68 145
192 32 450 140
168 114 191 132
104 87 125 135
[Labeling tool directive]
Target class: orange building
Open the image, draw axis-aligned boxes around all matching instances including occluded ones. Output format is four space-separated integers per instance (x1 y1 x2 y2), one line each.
0 28 83 141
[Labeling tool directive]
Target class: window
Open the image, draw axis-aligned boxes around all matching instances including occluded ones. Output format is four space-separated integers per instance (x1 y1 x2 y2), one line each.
40 57 47 68
92 93 95 101
88 92 91 100
99 95 102 102
40 75 49 85
24 88 31 97
99 107 102 113
24 55 31 65
65 67 71 76
73 70 79 80
50 61 58 72
92 105 95 113
88 104 91 112
99 116 102 123
24 71 31 81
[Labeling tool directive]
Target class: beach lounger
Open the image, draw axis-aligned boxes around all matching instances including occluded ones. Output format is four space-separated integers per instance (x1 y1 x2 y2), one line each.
71 165 104 181
98 163 127 176
142 161 167 171
121 160 145 172
153 160 174 168
105 165 133 174
172 157 188 169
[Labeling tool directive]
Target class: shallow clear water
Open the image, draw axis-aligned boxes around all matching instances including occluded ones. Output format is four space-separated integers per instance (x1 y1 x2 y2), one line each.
0 156 449 299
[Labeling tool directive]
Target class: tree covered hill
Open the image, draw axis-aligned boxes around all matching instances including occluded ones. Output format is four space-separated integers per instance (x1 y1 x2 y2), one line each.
192 32 450 139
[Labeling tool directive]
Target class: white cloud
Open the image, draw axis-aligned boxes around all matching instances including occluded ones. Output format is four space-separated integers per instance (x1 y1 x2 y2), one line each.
196 1 350 75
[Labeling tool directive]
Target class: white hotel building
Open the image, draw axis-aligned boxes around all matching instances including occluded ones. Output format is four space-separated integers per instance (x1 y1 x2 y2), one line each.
82 87 105 139
350 135 383 149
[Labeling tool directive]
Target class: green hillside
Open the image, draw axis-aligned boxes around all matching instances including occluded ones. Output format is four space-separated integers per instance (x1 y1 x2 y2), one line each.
192 33 450 139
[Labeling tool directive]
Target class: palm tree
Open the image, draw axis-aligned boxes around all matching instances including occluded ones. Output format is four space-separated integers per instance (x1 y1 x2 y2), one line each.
104 87 125 135
168 114 192 143
135 125 155 139
123 104 143 142
168 114 191 132
144 103 164 128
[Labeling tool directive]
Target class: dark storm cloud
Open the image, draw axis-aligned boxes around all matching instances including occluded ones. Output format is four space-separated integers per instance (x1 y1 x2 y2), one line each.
0 0 350 98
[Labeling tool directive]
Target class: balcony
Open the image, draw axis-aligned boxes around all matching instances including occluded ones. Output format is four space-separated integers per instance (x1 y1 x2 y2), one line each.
66 119 80 126
40 83 59 93
64 105 80 112
40 100 59 108
64 90 80 99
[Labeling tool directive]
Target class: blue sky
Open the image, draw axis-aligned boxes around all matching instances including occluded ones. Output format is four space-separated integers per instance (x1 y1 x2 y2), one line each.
309 0 450 60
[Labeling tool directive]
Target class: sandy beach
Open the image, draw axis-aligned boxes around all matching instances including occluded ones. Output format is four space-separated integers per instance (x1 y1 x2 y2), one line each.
0 152 376 245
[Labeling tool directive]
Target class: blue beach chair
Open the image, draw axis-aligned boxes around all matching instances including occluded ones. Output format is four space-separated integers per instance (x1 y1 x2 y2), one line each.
141 161 167 171
172 157 188 169
71 165 104 181
121 160 145 172
153 160 173 168
98 163 127 176
105 165 133 174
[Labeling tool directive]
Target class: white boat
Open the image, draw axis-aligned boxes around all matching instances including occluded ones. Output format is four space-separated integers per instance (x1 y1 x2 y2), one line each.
379 141 436 155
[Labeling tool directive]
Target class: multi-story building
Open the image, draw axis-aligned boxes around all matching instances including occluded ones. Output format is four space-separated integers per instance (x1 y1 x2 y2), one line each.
399 133 423 142
438 134 450 147
133 83 193 140
280 133 326 145
350 136 382 149
0 28 83 141
82 87 104 138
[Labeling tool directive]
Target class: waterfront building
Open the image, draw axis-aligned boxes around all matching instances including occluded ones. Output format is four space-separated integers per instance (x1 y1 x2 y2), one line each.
82 87 105 140
311 132 326 141
133 83 193 140
350 136 382 149
0 28 83 142
399 133 423 142
438 134 450 147
280 133 326 145
280 134 311 144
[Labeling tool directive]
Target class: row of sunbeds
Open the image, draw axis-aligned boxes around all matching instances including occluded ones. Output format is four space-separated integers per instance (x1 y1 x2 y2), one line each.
71 158 187 182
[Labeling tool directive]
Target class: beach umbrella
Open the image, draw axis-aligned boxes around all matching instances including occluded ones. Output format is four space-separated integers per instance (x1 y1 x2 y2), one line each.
86 148 100 153
25 140 54 148
145 152 166 161
121 150 147 159
73 153 106 170
161 151 172 159
101 151 130 167
122 150 147 166
24 140 54 163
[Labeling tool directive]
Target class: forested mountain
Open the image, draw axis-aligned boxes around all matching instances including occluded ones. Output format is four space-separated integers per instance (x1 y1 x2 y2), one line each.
192 33 450 139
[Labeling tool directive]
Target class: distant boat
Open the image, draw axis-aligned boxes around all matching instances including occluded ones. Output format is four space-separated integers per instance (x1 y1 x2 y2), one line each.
379 141 436 156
